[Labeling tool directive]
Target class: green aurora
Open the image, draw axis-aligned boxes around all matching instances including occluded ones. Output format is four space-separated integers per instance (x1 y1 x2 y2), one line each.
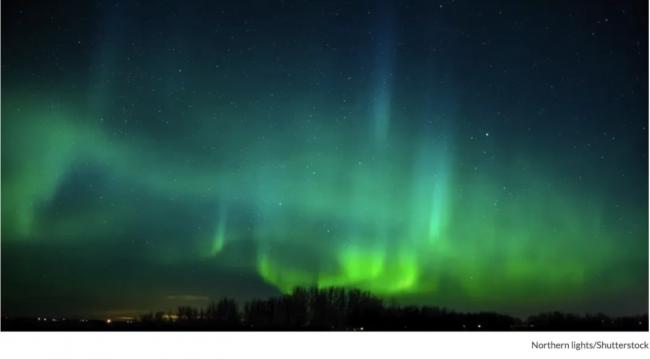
2 0 647 317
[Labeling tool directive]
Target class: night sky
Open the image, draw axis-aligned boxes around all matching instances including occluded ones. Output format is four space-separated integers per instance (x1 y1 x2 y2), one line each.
2 0 648 319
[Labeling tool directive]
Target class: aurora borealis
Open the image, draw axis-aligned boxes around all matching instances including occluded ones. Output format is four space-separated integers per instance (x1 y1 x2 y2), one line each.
2 0 648 318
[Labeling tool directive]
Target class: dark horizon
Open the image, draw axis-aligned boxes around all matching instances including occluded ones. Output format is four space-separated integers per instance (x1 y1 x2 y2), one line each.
2 287 648 322
3 287 648 331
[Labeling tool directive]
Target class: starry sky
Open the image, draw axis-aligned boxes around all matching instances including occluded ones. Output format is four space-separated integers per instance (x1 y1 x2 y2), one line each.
2 0 648 318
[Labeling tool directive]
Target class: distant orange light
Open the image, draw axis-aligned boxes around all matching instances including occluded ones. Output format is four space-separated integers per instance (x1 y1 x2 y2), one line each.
106 318 112 324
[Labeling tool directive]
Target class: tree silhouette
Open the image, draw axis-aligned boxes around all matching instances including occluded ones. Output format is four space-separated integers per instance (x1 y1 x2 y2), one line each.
2 286 647 331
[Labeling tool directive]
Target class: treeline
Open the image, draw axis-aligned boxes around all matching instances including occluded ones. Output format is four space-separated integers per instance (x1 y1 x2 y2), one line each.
133 287 647 331
3 287 647 330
